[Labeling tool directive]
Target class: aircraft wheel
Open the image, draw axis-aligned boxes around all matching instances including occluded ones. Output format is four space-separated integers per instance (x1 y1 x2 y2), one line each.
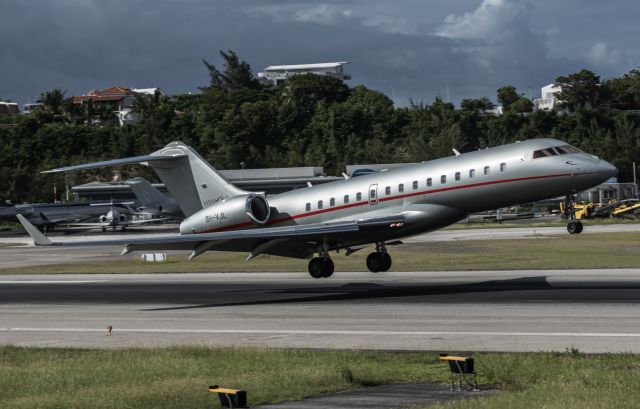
366 252 383 273
380 252 392 272
102 227 107 232
576 221 584 234
321 258 334 278
308 257 325 279
567 221 579 234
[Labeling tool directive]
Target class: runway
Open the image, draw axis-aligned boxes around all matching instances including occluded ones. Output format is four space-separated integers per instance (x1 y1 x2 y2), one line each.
2 223 640 269
2 269 640 352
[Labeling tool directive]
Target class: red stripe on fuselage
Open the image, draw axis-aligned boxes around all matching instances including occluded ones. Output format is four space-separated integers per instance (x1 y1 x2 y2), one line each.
198 172 574 233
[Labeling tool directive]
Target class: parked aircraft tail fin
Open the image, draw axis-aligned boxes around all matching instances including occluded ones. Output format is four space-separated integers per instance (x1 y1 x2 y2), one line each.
125 177 168 208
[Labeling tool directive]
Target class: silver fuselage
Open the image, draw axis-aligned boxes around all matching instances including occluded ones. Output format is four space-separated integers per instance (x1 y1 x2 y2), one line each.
181 138 617 249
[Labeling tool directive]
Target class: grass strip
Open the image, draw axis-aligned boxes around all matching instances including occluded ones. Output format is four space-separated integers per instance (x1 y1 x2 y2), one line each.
2 232 640 274
1 346 638 409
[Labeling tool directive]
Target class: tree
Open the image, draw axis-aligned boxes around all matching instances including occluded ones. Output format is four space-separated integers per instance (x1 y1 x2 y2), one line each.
555 69 601 110
601 68 640 109
202 50 260 91
496 86 520 111
460 97 494 113
38 89 67 119
510 97 533 113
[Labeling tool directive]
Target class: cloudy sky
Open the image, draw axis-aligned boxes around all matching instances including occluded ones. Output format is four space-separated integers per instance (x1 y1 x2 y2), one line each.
1 0 638 106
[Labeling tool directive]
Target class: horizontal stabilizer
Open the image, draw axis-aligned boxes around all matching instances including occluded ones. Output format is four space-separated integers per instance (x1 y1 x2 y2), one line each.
16 215 54 246
42 154 186 174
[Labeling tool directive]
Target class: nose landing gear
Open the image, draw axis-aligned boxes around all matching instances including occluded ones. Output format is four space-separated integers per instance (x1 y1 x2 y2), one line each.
564 193 583 234
366 242 392 273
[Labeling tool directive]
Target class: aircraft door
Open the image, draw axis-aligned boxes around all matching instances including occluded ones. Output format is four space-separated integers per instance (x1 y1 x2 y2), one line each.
368 184 379 205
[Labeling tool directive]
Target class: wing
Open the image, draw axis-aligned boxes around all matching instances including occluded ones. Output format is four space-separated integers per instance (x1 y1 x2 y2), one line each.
122 218 168 225
17 214 405 260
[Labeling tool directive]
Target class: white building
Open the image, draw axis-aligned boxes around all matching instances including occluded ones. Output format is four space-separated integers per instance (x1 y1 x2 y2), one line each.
533 83 563 111
258 62 351 86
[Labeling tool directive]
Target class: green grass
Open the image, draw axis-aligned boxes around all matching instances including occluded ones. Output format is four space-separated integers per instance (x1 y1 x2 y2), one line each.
447 216 640 230
0 221 21 232
3 232 640 274
1 346 639 409
428 350 640 409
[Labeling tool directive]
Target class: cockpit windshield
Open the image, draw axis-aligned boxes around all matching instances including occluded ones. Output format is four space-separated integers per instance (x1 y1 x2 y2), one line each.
533 145 581 159
532 148 557 159
555 145 582 154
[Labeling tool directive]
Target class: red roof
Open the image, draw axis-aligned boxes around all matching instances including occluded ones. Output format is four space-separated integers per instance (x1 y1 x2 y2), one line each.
72 86 134 104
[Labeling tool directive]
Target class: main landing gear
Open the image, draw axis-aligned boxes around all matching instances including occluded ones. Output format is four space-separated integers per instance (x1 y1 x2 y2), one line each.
564 193 583 235
308 257 334 278
366 242 392 273
306 241 394 278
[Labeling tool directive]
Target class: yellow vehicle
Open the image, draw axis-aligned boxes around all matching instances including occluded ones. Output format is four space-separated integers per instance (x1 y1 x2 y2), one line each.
559 201 593 220
560 199 640 219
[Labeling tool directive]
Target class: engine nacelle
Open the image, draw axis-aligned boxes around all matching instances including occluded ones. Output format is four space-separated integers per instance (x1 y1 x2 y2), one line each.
180 193 270 234
99 215 108 223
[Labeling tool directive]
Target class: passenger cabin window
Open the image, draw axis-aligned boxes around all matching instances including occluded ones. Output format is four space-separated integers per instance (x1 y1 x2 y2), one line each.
344 194 349 204
356 192 362 201
306 203 311 212
398 184 404 193
484 166 490 175
427 178 432 187
455 172 461 181
330 198 335 206
317 200 323 209
441 175 446 184
469 169 475 178
500 162 506 172
385 186 391 195
412 181 418 190
532 148 558 159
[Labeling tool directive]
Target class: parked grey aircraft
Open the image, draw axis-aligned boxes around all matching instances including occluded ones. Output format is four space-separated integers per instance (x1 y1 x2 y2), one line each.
69 202 167 232
125 177 183 218
19 138 617 278
0 201 131 231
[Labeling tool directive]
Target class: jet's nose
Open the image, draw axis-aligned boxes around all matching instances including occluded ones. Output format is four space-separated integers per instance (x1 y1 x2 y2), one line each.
598 160 618 180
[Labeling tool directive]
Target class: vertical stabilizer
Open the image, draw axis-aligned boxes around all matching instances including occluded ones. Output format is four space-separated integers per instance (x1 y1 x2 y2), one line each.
125 177 168 207
147 142 248 216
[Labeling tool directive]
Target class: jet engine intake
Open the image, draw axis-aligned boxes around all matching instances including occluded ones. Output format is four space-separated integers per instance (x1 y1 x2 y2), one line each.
99 215 108 223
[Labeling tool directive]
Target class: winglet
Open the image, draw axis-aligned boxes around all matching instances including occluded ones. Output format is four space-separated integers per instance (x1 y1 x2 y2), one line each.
16 215 54 246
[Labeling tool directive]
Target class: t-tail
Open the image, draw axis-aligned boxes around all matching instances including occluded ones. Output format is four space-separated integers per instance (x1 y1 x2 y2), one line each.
44 141 249 217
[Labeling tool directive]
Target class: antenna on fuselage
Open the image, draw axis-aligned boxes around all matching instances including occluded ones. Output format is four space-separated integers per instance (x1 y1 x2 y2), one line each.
452 149 461 156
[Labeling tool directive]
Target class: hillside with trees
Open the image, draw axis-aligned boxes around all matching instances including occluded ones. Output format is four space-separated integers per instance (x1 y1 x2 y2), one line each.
1 50 640 203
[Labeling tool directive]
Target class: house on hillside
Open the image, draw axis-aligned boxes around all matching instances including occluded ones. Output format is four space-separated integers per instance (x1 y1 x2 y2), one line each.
72 86 165 125
257 62 351 86
533 84 563 111
0 101 20 116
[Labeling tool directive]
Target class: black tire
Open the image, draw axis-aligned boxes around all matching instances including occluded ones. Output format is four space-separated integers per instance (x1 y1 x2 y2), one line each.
102 227 106 232
567 221 579 234
380 253 392 272
576 221 584 234
308 257 324 278
366 252 382 273
321 258 334 278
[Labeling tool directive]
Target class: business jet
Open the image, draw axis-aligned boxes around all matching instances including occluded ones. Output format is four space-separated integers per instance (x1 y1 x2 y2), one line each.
69 202 167 232
18 138 617 278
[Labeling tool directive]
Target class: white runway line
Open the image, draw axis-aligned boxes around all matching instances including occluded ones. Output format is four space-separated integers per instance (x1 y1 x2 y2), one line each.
0 280 107 284
4 328 640 338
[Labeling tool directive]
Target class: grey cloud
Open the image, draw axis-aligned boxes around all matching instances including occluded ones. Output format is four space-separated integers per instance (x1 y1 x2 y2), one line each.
0 0 638 107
